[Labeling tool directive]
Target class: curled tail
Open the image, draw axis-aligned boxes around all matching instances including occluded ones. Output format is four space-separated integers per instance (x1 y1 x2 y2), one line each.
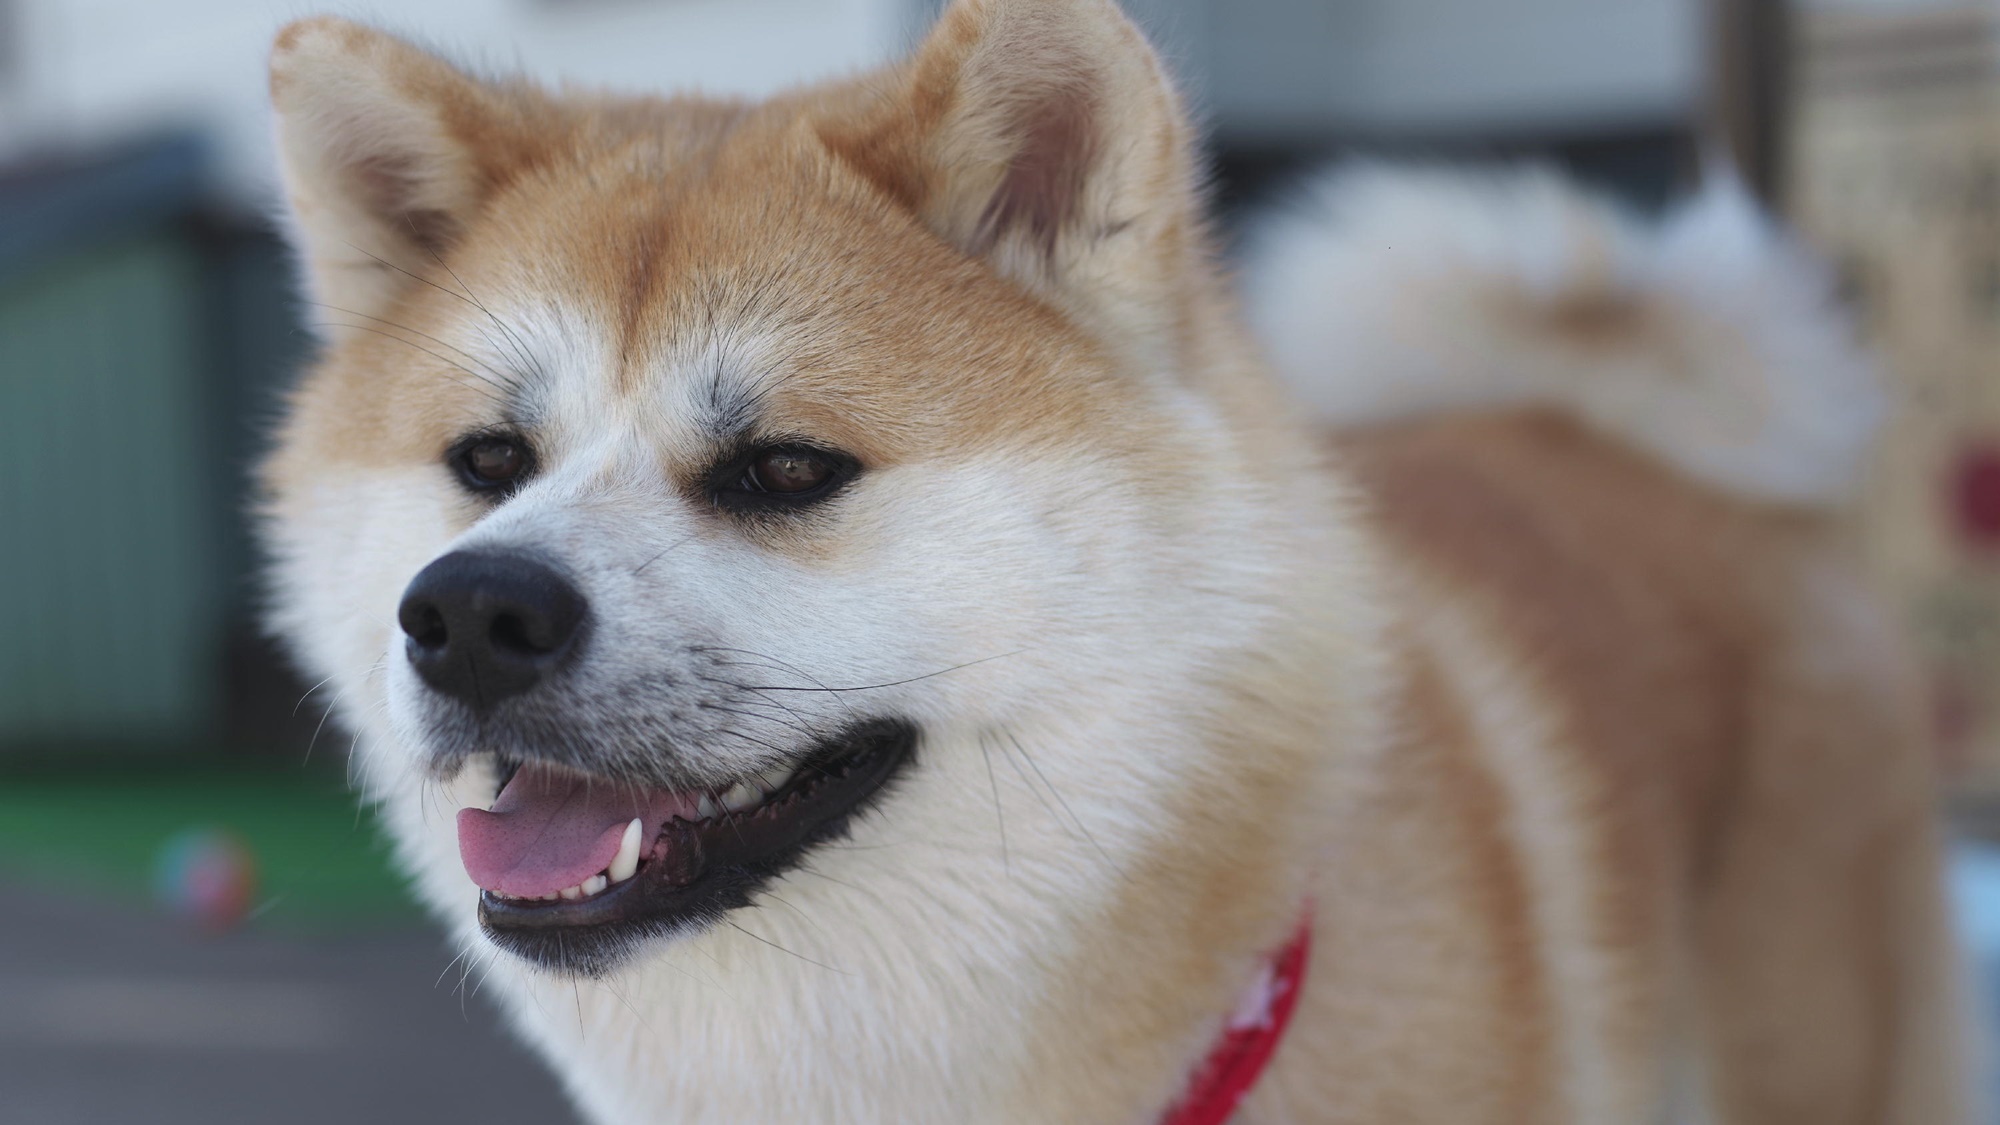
1240 164 1883 506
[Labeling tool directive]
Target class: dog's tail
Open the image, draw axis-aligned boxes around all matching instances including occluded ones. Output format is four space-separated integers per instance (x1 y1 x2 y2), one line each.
1240 164 1883 507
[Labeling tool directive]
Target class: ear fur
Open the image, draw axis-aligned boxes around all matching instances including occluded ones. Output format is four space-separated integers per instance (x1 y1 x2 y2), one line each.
267 18 539 330
828 0 1205 367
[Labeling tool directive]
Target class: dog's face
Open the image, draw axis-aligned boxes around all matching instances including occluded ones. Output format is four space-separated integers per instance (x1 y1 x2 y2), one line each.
263 2 1306 978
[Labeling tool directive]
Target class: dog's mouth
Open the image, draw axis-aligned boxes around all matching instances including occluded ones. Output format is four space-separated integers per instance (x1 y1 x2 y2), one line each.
458 718 915 975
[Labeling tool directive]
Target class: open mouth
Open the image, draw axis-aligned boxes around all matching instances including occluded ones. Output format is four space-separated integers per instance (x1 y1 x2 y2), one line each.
457 718 915 975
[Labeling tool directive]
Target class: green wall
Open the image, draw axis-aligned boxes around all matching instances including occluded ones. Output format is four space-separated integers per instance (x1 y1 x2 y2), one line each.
0 234 222 749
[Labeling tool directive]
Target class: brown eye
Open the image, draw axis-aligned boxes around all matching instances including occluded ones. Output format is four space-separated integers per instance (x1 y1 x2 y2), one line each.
748 448 834 494
453 436 531 492
713 443 855 511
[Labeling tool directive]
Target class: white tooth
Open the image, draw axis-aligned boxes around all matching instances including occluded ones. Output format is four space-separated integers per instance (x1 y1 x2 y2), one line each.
582 873 608 896
559 884 583 901
541 893 559 901
721 781 761 813
608 818 643 883
758 765 794 793
696 794 720 820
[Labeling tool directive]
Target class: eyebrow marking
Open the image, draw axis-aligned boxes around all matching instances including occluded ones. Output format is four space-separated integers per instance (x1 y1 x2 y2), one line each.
703 353 760 440
680 325 798 448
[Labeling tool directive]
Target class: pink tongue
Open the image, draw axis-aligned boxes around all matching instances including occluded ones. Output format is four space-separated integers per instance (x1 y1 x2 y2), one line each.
457 764 689 898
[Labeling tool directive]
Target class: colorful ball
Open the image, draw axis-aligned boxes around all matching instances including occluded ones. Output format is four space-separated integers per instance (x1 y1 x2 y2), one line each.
153 827 258 932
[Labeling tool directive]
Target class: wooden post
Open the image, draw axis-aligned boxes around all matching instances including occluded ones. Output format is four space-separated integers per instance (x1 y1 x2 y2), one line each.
1707 0 1791 206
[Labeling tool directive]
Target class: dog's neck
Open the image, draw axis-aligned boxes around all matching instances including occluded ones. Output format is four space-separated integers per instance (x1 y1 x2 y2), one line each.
374 694 1335 1123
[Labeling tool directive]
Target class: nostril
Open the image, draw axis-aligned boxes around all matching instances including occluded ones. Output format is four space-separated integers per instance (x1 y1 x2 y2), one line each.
490 611 546 656
409 604 449 651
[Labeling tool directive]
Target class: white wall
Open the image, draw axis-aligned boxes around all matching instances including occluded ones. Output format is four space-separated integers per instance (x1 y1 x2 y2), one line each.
1 0 922 210
1 0 1705 210
1134 0 1702 141
1324 0 1699 135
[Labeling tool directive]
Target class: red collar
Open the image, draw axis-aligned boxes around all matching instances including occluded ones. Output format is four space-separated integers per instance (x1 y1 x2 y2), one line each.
1159 910 1314 1125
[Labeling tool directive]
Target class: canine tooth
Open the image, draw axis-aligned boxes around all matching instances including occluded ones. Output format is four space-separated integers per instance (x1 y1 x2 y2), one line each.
608 818 643 883
559 884 583 901
582 873 608 896
721 781 761 812
696 794 720 820
758 765 794 793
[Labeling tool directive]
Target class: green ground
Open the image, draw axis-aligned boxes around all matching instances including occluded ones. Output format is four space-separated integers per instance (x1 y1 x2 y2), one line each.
0 761 422 931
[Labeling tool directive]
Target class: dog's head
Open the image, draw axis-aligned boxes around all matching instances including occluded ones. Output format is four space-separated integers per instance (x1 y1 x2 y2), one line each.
261 0 1335 977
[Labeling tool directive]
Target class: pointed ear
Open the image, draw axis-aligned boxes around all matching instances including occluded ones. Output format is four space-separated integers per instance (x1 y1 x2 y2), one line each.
268 18 536 329
827 0 1205 364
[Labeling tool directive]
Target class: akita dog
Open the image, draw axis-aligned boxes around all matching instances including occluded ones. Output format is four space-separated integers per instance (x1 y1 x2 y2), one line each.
258 1 1978 1121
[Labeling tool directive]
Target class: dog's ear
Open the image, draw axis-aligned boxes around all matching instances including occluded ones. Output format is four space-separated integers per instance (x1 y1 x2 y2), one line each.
827 0 1205 369
268 18 540 331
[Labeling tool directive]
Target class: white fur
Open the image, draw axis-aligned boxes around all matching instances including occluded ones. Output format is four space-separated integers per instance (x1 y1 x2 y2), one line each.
1240 164 1884 506
261 270 1334 1120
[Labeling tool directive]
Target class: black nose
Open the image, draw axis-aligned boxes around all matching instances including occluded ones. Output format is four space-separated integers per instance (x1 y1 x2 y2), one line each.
397 551 587 709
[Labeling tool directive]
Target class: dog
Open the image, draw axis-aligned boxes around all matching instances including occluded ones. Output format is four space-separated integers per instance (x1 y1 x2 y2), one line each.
257 1 1978 1120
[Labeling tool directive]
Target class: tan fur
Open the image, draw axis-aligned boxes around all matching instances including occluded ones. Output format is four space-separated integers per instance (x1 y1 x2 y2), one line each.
1239 412 1971 1122
259 3 1974 1122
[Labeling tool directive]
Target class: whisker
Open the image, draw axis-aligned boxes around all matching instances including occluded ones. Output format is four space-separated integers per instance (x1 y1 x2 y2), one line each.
1004 729 1108 862
310 321 513 406
599 975 658 1037
435 948 471 992
338 239 542 391
724 919 850 976
760 891 832 939
302 679 357 767
469 944 506 1002
633 533 700 575
689 649 1025 694
704 722 799 762
342 239 497 325
978 729 1010 877
709 682 822 737
414 233 544 383
307 302 514 386
795 862 867 892
689 647 859 716
696 700 824 744
292 673 339 717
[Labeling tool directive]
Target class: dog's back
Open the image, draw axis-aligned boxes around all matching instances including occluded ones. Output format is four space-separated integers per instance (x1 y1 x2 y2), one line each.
1244 168 1980 1122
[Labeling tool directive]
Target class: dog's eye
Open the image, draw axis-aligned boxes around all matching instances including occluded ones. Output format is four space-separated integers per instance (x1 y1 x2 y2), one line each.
748 449 835 494
451 435 533 493
713 444 855 511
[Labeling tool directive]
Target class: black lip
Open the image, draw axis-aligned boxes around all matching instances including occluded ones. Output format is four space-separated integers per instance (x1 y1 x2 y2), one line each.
476 718 916 977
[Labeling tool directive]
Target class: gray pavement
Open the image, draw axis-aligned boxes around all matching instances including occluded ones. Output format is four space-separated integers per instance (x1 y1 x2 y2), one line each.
0 883 578 1124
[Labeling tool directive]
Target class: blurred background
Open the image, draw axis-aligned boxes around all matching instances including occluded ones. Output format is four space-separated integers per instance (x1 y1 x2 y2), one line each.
2 0 1996 1120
